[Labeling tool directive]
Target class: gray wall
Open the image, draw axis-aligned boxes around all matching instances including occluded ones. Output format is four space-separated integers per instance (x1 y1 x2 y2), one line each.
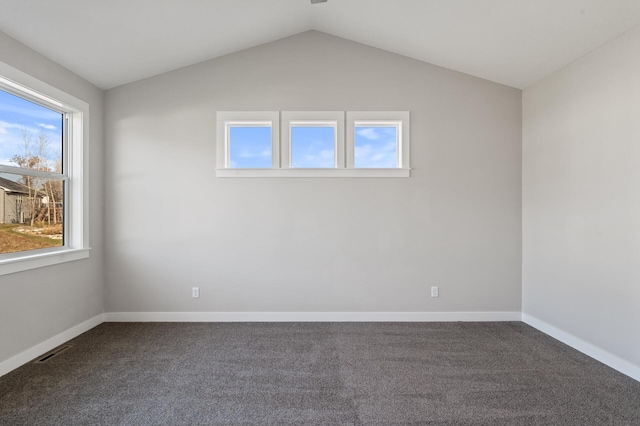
523 26 640 368
105 31 521 314
0 32 104 363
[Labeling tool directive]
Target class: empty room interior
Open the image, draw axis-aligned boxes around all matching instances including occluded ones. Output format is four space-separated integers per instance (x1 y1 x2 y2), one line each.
1 0 639 424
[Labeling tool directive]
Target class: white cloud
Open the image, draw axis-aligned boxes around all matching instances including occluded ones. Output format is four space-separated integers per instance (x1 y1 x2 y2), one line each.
356 128 382 140
0 120 22 134
37 123 57 130
354 144 372 158
319 150 334 160
291 150 335 168
0 158 18 166
354 141 397 168
382 141 397 152
238 148 271 158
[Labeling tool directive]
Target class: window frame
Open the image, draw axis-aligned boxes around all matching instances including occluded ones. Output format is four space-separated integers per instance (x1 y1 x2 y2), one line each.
216 111 280 170
216 110 410 178
281 111 345 170
0 61 89 276
347 111 410 171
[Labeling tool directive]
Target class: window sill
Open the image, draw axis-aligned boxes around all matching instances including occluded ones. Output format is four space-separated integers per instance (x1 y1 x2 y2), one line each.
0 247 90 276
216 168 411 178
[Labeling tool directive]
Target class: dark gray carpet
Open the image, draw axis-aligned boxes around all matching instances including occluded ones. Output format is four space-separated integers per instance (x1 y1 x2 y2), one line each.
0 322 639 425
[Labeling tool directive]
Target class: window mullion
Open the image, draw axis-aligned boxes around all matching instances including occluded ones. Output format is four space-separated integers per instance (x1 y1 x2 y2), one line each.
272 112 281 169
0 165 66 180
336 111 346 169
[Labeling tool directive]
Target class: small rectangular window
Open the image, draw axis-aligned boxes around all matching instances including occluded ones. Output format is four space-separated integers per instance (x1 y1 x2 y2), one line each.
290 125 336 168
228 124 272 168
281 111 344 170
347 111 410 171
354 124 399 168
216 111 280 171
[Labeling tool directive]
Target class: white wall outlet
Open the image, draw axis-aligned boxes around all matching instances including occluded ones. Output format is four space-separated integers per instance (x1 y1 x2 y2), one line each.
431 286 439 298
192 287 200 298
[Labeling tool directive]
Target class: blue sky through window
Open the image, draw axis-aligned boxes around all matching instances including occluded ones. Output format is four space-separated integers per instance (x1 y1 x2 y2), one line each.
291 126 335 168
228 126 272 168
0 89 63 168
354 126 398 168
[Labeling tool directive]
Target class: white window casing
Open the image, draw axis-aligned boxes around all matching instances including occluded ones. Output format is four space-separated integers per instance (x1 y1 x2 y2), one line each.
346 111 410 172
0 61 89 276
281 111 345 169
216 110 410 178
216 111 280 170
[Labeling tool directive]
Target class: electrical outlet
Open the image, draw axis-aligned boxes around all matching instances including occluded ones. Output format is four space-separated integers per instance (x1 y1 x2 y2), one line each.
192 287 200 298
431 286 439 298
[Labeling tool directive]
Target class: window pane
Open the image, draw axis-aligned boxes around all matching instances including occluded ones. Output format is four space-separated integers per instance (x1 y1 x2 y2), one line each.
0 89 63 171
0 172 64 254
228 126 272 168
354 126 398 168
291 126 335 168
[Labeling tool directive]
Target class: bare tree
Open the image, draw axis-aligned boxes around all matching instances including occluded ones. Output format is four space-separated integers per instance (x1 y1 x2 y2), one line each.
10 128 51 226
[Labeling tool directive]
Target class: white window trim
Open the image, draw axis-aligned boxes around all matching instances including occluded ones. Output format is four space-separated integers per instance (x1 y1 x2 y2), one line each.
216 110 410 178
0 61 90 276
281 111 345 169
216 168 410 178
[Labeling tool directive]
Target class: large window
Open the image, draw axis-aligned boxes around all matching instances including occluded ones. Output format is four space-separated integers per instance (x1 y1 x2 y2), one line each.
0 61 89 275
217 111 409 177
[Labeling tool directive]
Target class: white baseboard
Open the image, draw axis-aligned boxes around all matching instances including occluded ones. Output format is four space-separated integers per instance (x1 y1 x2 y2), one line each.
104 311 522 322
0 314 104 378
8 311 637 385
522 313 640 382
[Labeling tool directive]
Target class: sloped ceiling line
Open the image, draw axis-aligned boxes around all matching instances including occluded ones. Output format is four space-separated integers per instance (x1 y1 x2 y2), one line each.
0 0 639 90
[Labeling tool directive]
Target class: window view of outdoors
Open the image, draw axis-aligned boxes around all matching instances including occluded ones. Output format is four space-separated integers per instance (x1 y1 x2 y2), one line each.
0 89 64 254
291 126 335 168
354 125 398 168
228 126 272 168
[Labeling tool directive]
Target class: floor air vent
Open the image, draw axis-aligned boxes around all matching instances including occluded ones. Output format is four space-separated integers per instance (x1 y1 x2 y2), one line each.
35 345 72 363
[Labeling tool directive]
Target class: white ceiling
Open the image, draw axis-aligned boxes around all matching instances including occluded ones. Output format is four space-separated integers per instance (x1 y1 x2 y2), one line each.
0 0 639 90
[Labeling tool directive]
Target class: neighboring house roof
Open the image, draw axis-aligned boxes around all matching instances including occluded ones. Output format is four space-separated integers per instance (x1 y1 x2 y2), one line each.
0 176 31 195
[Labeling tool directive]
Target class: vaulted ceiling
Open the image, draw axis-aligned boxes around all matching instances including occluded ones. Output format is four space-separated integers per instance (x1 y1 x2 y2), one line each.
0 0 639 90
